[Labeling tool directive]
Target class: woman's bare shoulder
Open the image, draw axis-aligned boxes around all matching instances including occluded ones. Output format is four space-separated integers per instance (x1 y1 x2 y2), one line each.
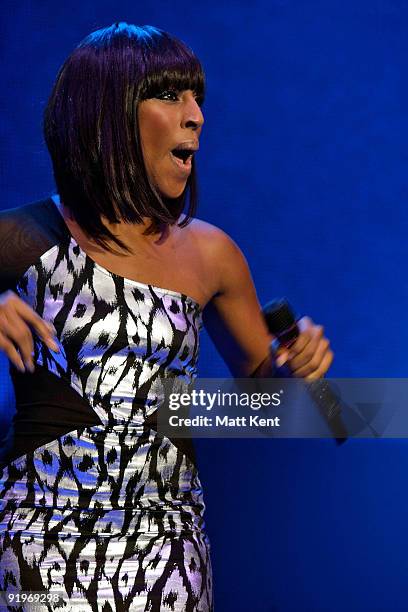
182 216 251 301
181 215 239 255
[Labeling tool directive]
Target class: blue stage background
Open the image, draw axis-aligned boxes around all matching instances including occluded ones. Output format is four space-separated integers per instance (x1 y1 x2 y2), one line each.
1 1 408 610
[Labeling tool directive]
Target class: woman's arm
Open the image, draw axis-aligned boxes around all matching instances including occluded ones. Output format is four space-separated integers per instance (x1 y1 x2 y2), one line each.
201 227 333 379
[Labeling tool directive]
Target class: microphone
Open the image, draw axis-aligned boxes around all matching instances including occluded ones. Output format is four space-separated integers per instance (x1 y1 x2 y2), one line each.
262 298 348 445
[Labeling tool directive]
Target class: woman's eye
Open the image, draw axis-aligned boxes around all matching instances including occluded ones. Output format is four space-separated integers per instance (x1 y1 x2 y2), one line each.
156 90 179 101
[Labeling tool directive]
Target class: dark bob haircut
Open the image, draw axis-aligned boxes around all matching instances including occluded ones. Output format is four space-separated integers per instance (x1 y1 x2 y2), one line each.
44 22 205 252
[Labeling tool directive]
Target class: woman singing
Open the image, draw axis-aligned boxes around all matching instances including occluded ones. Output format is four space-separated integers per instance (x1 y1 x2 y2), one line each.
0 23 332 610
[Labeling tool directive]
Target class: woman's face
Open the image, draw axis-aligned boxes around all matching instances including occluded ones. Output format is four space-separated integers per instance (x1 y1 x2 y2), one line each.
138 88 204 199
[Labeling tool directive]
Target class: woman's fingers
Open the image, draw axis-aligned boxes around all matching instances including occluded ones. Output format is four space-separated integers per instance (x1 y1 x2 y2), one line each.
304 348 334 381
0 309 36 369
0 291 59 372
287 320 324 371
292 338 333 378
11 298 58 351
285 316 333 378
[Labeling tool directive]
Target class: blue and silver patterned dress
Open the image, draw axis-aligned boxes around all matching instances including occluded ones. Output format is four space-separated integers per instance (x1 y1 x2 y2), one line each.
0 197 213 611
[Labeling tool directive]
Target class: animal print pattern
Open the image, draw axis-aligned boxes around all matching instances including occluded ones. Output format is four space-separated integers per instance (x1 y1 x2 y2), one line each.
0 234 213 611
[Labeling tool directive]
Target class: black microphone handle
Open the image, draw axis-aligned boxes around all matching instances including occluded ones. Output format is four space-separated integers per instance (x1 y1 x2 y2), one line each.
263 298 348 445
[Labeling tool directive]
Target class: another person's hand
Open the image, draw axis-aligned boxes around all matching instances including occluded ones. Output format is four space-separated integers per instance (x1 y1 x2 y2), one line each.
276 316 333 380
0 291 59 373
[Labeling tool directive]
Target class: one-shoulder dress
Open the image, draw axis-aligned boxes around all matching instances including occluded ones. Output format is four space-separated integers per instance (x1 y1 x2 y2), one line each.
0 197 213 611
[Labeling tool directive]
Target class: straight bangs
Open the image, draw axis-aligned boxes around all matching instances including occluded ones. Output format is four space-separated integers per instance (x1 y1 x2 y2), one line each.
44 23 205 253
139 32 205 104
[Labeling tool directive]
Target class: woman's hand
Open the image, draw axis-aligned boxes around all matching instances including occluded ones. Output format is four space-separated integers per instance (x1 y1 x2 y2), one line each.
276 317 333 380
0 291 59 373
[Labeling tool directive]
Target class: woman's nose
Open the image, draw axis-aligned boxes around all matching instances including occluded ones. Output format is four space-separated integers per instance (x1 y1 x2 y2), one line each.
182 93 204 130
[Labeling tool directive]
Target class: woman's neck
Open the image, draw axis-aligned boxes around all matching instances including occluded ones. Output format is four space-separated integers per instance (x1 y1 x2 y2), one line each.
56 197 173 253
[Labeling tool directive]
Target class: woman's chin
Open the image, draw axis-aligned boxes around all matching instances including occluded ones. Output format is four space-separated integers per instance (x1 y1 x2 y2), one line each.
158 184 187 200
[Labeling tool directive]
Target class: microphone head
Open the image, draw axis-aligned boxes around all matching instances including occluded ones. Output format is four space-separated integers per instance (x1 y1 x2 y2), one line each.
262 298 299 347
262 298 296 334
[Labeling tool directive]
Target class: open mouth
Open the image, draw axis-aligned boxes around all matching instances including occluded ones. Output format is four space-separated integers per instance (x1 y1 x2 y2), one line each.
170 148 194 166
